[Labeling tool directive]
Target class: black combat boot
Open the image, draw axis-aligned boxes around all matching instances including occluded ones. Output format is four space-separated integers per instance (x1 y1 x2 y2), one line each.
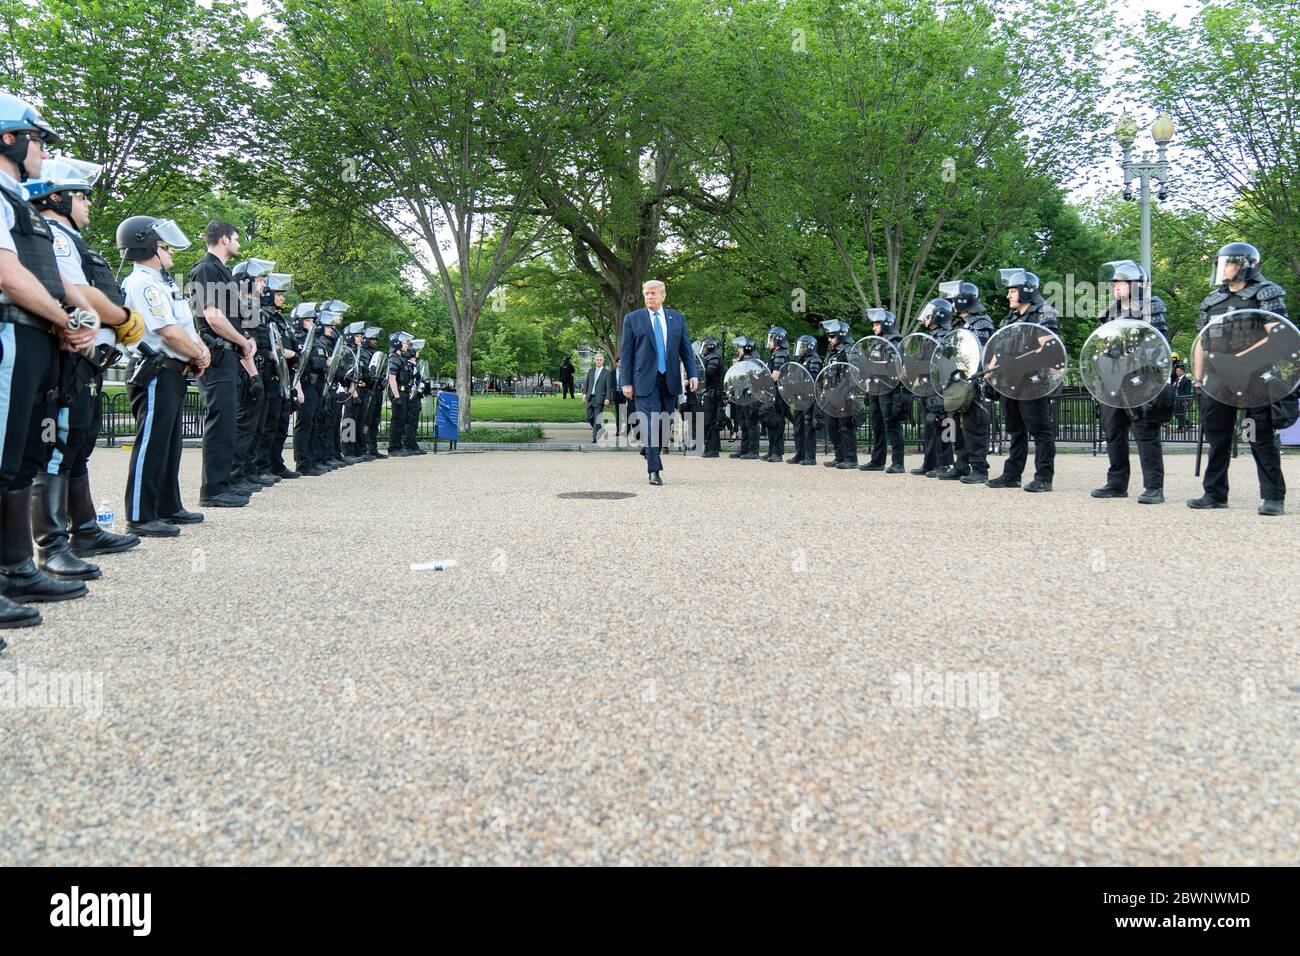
0 486 87 603
68 474 140 558
31 474 101 580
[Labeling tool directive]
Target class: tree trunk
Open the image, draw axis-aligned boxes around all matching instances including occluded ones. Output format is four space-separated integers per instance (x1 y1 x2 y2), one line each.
455 310 476 433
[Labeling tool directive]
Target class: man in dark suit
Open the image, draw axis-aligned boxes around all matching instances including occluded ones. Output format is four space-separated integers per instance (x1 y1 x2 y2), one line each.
619 280 699 485
613 359 628 438
584 353 613 442
559 357 576 398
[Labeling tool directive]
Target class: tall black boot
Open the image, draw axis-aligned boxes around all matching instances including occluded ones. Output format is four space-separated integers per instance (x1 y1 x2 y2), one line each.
1 485 87 603
32 474 101 580
68 473 140 558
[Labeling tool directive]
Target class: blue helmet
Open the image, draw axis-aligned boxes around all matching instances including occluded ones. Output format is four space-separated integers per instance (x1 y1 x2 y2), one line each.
0 92 61 177
22 157 101 216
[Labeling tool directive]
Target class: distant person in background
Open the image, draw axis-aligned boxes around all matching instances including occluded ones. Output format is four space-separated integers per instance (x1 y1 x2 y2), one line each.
1172 362 1192 429
584 353 613 443
613 359 628 437
559 356 575 398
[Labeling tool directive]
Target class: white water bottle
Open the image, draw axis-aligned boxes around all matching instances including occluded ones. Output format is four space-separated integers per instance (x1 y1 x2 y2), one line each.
96 499 115 532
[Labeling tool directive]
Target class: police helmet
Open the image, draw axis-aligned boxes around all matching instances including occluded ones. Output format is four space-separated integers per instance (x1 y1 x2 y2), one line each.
917 299 953 331
0 92 61 176
115 216 192 261
22 157 101 216
866 308 897 336
820 318 851 343
998 268 1040 299
389 330 413 349
701 336 719 353
291 302 318 322
232 258 276 288
939 279 980 313
364 325 382 342
344 320 366 337
795 334 818 357
409 338 425 352
1211 242 1261 286
767 325 788 347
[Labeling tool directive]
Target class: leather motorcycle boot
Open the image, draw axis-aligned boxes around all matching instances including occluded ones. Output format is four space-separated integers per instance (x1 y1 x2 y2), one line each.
31 474 101 581
0 486 87 604
68 473 139 557
0 591 40 630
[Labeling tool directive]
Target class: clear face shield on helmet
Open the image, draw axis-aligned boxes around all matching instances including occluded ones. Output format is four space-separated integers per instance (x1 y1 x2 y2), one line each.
146 219 191 251
998 268 1029 289
24 156 103 197
937 280 962 300
292 302 318 322
1099 260 1145 302
916 301 939 327
240 257 276 278
265 273 293 293
1210 253 1256 287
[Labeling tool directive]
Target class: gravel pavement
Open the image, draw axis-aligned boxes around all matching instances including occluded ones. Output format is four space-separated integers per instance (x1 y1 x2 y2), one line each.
1 445 1297 865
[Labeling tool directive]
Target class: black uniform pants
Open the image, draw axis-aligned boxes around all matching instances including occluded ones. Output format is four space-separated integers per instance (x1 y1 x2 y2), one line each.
868 395 904 466
1200 394 1285 502
294 377 322 469
763 398 788 456
388 393 407 451
794 408 818 462
342 389 364 456
920 415 954 472
562 380 574 399
1001 396 1055 482
954 400 989 476
197 348 238 497
124 365 186 523
739 405 761 454
234 365 268 479
256 379 286 473
702 394 722 454
1100 404 1164 492
366 387 384 453
403 391 420 449
830 413 858 463
45 355 98 479
0 323 59 493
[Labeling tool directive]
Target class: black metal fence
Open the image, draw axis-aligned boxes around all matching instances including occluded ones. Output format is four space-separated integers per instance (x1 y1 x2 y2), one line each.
99 386 1203 450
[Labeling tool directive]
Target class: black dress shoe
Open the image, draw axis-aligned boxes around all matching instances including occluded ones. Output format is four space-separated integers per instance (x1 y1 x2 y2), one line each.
936 467 966 481
370 451 388 459
986 475 1020 489
1259 499 1284 516
801 460 816 466
162 509 204 524
885 463 905 474
728 451 744 459
0 559 88 603
823 460 840 468
1137 488 1164 505
836 461 857 469
198 493 248 508
910 467 928 475
300 465 328 477
255 472 280 485
648 472 663 486
274 468 302 479
786 456 804 464
959 472 988 484
700 451 719 458
1090 486 1127 498
1024 479 1053 493
0 593 39 629
230 480 261 495
859 463 885 472
1187 495 1228 510
128 519 181 537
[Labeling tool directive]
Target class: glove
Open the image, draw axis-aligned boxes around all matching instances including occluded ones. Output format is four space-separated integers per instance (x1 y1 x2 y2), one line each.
113 309 147 347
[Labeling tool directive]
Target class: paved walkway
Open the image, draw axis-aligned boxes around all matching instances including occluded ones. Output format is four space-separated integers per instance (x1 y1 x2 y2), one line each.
1 449 1296 864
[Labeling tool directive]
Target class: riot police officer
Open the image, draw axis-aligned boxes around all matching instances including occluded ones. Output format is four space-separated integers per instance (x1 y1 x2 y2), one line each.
0 93 99 624
820 319 860 469
988 269 1060 493
727 337 761 459
118 215 211 534
861 309 906 474
293 302 330 476
386 332 413 456
786 334 822 466
313 301 348 469
231 258 277 490
937 281 995 483
1092 261 1171 505
340 320 368 460
762 326 790 461
913 298 955 478
255 273 299 479
1188 242 1293 516
24 157 143 578
347 322 377 462
403 339 429 455
699 337 724 458
363 327 387 458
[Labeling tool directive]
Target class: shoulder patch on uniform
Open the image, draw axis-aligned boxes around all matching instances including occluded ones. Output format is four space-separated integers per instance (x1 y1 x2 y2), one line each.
144 285 167 317
51 231 72 257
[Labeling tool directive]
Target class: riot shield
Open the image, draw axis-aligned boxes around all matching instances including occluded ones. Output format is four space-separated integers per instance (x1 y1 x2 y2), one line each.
930 328 982 408
1079 318 1172 409
291 324 316 390
367 348 386 386
326 336 347 387
1191 308 1300 408
776 360 816 411
850 336 902 395
725 357 775 406
815 361 865 418
982 322 1068 401
268 324 292 399
899 332 940 397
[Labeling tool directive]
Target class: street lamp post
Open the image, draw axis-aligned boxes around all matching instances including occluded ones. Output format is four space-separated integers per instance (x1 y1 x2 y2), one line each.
1117 112 1175 279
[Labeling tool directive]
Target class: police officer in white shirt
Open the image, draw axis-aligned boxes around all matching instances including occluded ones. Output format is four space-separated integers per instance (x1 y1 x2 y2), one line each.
23 157 147 579
117 215 210 537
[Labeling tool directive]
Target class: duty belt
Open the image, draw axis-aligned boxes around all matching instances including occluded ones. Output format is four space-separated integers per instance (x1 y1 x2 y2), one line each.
0 304 53 331
161 356 190 375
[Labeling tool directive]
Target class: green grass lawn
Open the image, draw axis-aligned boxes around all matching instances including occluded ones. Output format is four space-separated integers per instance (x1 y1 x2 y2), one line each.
460 425 545 443
467 394 589 423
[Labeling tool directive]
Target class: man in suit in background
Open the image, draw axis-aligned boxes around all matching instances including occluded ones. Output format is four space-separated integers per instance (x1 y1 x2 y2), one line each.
620 279 699 485
613 358 628 439
584 353 613 443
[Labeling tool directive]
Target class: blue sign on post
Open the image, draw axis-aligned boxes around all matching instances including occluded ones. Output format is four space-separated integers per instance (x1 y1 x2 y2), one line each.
435 391 460 442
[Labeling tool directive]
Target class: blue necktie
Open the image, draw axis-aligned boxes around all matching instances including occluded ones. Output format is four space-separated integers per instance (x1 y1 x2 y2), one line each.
651 311 666 374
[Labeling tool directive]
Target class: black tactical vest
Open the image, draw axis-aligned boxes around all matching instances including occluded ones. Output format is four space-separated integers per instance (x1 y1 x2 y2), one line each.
52 221 124 307
1 187 65 312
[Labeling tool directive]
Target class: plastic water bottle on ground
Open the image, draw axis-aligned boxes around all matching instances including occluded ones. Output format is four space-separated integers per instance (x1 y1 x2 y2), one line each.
97 499 115 533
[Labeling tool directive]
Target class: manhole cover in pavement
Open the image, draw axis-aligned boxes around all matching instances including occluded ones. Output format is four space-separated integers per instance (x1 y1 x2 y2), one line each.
557 491 637 500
